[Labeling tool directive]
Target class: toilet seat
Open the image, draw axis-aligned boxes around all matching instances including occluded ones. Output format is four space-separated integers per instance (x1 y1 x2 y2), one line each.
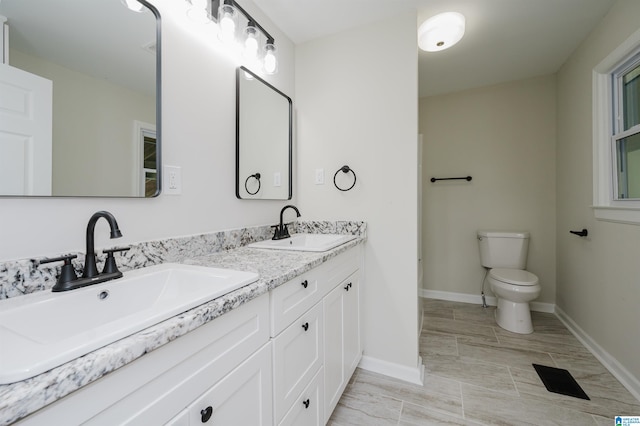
490 268 538 286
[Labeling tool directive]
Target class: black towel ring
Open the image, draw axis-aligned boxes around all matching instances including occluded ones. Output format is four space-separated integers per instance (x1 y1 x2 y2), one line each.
244 173 261 195
333 165 356 192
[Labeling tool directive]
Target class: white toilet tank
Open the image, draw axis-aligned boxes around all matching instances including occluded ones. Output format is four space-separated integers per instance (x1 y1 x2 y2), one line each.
477 231 530 269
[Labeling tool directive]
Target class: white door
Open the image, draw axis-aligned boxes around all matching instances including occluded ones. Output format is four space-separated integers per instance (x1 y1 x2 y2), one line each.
0 64 52 195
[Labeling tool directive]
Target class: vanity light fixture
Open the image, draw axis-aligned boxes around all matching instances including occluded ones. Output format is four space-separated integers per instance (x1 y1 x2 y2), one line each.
418 12 465 52
186 0 278 74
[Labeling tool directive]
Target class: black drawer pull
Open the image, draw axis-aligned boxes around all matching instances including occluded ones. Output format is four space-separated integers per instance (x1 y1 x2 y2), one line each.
302 322 309 331
301 280 308 288
344 282 352 291
201 406 213 422
302 398 310 409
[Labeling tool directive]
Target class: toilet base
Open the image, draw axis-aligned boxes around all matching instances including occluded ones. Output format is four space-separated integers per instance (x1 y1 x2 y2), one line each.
495 298 534 334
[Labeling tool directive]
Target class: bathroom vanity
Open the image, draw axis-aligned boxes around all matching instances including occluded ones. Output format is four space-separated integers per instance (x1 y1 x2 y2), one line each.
2 238 363 426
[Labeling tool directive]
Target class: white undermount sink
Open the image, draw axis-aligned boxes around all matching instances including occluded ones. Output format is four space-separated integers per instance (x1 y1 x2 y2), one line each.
248 233 357 252
0 263 259 384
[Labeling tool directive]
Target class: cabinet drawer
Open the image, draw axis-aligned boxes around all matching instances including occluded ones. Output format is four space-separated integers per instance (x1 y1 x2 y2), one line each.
272 302 323 424
187 342 273 426
278 367 324 426
316 246 360 296
270 268 323 336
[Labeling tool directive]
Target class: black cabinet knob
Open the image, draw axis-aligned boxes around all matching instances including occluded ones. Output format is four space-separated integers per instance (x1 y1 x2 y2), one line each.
344 282 352 291
302 322 309 331
302 398 310 409
201 406 213 422
301 280 308 289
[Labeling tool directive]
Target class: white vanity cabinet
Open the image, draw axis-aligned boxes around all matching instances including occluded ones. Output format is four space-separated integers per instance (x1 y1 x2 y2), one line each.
270 245 361 425
14 244 362 426
17 294 271 426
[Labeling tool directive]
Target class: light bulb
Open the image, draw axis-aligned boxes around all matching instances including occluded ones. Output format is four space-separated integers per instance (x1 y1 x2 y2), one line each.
263 43 277 74
244 26 259 60
121 0 144 13
218 3 238 44
187 0 209 23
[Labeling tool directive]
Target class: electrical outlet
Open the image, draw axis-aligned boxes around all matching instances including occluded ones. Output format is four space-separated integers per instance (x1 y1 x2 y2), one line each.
163 165 182 195
315 168 324 185
274 172 281 187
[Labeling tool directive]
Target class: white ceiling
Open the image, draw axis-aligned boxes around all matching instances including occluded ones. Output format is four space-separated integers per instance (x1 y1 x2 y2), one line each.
252 0 618 97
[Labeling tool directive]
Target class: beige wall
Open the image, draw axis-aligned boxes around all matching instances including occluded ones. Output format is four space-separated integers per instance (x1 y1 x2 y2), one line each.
419 75 557 305
296 13 420 373
557 0 640 386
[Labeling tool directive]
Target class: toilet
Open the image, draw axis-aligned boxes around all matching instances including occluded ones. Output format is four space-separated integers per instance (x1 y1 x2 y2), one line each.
477 231 540 334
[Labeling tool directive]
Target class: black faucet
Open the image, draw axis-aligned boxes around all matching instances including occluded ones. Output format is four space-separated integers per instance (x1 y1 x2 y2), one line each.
40 211 129 292
83 211 122 279
272 205 300 240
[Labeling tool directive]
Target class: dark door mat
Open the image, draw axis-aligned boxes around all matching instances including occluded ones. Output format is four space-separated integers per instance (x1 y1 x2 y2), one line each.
533 364 590 400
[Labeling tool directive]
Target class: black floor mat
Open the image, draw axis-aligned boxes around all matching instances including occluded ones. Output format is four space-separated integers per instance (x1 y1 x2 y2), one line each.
532 364 590 400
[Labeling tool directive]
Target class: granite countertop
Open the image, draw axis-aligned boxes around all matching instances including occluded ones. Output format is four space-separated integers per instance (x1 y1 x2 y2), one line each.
0 238 363 425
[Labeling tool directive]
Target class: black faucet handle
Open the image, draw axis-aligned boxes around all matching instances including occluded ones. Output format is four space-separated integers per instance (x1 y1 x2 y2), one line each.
102 247 130 275
39 254 78 265
103 247 130 255
39 254 79 289
271 224 281 239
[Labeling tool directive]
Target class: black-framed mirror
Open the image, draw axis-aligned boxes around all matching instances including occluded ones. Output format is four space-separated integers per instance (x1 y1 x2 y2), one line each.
236 66 292 200
0 0 161 197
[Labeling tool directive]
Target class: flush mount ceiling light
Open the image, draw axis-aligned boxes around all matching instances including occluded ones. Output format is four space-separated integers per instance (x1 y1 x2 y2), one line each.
418 12 465 52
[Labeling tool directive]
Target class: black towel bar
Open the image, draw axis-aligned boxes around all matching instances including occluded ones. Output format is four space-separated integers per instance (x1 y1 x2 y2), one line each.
430 176 472 182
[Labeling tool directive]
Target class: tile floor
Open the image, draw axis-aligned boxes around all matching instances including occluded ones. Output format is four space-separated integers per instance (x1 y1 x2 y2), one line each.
328 298 640 425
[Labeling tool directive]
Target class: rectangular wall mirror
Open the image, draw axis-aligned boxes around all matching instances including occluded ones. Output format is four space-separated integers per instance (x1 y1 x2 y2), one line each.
236 66 292 200
0 0 161 197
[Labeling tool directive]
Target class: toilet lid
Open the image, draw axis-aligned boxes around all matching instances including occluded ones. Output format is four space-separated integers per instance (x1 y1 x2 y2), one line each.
490 268 538 286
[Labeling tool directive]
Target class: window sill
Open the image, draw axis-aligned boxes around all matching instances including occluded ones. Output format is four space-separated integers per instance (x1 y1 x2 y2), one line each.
592 205 640 225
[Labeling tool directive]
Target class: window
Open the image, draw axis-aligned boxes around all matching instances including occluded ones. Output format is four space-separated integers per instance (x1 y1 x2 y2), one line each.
613 57 640 200
592 28 640 224
132 120 158 197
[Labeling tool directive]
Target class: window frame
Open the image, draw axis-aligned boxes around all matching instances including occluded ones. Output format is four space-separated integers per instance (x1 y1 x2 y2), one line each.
592 28 640 224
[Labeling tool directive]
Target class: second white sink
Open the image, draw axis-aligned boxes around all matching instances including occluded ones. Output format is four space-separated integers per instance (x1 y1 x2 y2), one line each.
249 233 357 252
0 263 259 384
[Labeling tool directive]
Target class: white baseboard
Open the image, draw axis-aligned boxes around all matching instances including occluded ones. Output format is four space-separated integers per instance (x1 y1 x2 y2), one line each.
358 355 425 386
555 306 640 401
419 288 555 313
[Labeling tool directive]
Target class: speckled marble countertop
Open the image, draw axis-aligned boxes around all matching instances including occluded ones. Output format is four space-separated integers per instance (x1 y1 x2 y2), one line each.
0 238 363 425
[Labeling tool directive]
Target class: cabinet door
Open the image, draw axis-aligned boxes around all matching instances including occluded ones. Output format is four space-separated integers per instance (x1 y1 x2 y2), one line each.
187 342 273 426
343 272 361 377
323 271 362 422
278 368 324 426
272 302 323 423
323 282 345 421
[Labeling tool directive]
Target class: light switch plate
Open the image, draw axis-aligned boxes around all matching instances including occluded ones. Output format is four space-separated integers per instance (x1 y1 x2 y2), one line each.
315 168 324 185
164 165 182 195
